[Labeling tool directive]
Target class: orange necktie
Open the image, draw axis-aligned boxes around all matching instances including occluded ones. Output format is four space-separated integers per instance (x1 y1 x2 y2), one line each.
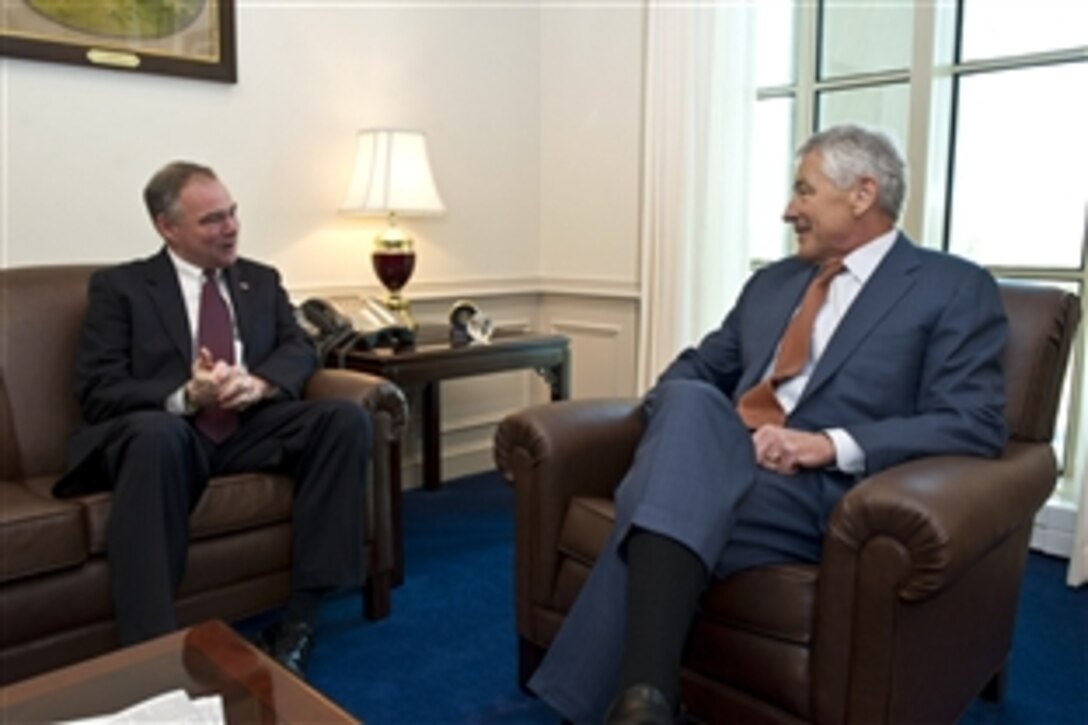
736 259 845 429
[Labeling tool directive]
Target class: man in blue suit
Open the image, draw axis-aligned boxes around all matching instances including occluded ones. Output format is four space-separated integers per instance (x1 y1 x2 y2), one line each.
55 162 372 678
528 125 1008 723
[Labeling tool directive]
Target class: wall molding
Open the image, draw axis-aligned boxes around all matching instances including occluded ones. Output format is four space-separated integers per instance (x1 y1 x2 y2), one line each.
550 318 624 337
439 410 507 436
288 275 641 303
491 318 534 333
538 277 641 300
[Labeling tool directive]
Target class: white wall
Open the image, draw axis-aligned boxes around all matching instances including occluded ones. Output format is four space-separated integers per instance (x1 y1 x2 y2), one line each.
534 4 644 416
1 4 543 291
0 2 646 485
539 4 643 291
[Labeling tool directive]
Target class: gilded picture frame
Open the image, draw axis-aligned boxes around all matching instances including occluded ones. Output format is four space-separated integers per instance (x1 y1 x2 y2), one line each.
1 0 236 83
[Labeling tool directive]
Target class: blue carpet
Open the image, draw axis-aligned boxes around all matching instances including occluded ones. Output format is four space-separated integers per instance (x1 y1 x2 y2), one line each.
238 472 555 724
239 471 1088 724
960 550 1088 724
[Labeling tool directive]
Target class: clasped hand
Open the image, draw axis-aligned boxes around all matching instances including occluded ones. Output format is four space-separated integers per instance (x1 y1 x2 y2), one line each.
186 347 268 411
751 425 834 475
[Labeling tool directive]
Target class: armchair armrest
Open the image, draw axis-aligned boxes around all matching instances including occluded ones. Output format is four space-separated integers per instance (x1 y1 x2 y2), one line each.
823 441 1056 600
494 398 644 617
303 368 408 441
494 398 644 501
813 441 1057 723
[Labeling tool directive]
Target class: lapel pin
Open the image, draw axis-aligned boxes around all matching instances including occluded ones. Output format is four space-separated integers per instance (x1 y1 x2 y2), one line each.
240 281 250 292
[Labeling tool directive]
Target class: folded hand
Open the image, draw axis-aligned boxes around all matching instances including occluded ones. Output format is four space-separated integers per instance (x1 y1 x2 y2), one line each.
751 425 835 475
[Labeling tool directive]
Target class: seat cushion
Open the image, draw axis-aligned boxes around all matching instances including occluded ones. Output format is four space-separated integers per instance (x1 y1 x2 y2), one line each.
702 564 818 646
24 473 295 556
555 495 818 646
553 495 818 720
0 479 88 583
557 496 616 567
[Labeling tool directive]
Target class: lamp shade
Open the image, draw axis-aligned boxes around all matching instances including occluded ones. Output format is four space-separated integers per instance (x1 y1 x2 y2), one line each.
340 129 445 216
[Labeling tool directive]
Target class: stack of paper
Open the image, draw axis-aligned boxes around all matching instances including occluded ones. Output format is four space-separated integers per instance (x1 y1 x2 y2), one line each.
61 689 225 724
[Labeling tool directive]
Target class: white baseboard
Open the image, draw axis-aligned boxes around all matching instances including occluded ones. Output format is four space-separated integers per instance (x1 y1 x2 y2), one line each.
1030 501 1078 558
399 445 496 491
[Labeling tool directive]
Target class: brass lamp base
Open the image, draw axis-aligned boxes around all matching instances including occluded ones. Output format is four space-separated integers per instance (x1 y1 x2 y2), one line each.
372 213 417 329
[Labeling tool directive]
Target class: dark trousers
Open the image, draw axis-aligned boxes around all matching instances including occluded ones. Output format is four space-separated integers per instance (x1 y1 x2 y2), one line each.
99 398 371 644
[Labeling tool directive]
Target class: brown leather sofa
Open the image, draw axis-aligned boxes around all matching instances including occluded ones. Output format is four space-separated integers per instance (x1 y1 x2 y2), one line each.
494 281 1079 724
0 265 407 686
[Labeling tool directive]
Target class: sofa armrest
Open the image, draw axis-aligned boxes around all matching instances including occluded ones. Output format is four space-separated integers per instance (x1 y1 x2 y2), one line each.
494 399 643 625
302 368 407 580
303 368 408 441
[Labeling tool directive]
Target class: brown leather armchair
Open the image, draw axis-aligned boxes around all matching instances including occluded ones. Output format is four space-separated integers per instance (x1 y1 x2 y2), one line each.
493 281 1080 724
0 265 407 685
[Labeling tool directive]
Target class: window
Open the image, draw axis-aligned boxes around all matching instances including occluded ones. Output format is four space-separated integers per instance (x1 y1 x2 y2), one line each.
818 83 910 150
750 0 1088 503
949 63 1088 269
748 97 795 263
820 0 913 78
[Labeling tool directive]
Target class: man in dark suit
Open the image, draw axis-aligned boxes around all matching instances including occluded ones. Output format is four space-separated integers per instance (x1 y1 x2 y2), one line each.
528 125 1008 723
54 161 372 678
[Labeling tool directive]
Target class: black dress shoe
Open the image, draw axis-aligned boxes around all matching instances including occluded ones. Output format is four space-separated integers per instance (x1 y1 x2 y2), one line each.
605 684 676 725
257 620 314 679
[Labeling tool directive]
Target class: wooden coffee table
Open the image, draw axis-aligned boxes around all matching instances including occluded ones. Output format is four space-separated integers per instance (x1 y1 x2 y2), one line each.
0 619 358 723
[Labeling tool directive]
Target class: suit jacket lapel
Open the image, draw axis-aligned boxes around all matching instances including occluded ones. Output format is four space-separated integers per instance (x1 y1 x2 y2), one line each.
143 249 191 362
225 264 253 360
798 234 920 407
738 265 816 395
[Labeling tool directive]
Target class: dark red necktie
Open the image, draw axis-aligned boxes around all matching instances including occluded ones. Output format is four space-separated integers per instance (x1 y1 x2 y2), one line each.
736 259 845 429
194 269 239 442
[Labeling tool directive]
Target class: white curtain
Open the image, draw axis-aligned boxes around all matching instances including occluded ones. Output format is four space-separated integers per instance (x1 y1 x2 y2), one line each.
1068 216 1088 585
1069 464 1088 585
636 2 757 391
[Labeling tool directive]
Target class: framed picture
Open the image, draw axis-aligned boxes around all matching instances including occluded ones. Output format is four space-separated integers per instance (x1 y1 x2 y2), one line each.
1 0 236 83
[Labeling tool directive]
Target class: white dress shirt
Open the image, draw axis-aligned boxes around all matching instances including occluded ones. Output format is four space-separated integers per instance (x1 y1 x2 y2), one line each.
770 228 899 473
165 249 245 414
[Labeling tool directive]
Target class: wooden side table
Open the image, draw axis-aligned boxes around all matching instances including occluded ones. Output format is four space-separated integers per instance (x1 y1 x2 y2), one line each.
332 328 571 580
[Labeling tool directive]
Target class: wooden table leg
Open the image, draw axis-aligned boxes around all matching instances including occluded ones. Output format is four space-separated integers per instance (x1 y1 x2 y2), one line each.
422 381 442 490
538 346 571 401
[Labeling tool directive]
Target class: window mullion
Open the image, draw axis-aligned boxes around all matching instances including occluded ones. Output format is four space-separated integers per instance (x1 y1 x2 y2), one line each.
901 0 938 244
792 0 819 140
956 47 1088 77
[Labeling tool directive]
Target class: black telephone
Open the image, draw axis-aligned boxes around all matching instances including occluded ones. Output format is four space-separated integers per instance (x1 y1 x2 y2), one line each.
300 298 354 336
298 297 415 364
